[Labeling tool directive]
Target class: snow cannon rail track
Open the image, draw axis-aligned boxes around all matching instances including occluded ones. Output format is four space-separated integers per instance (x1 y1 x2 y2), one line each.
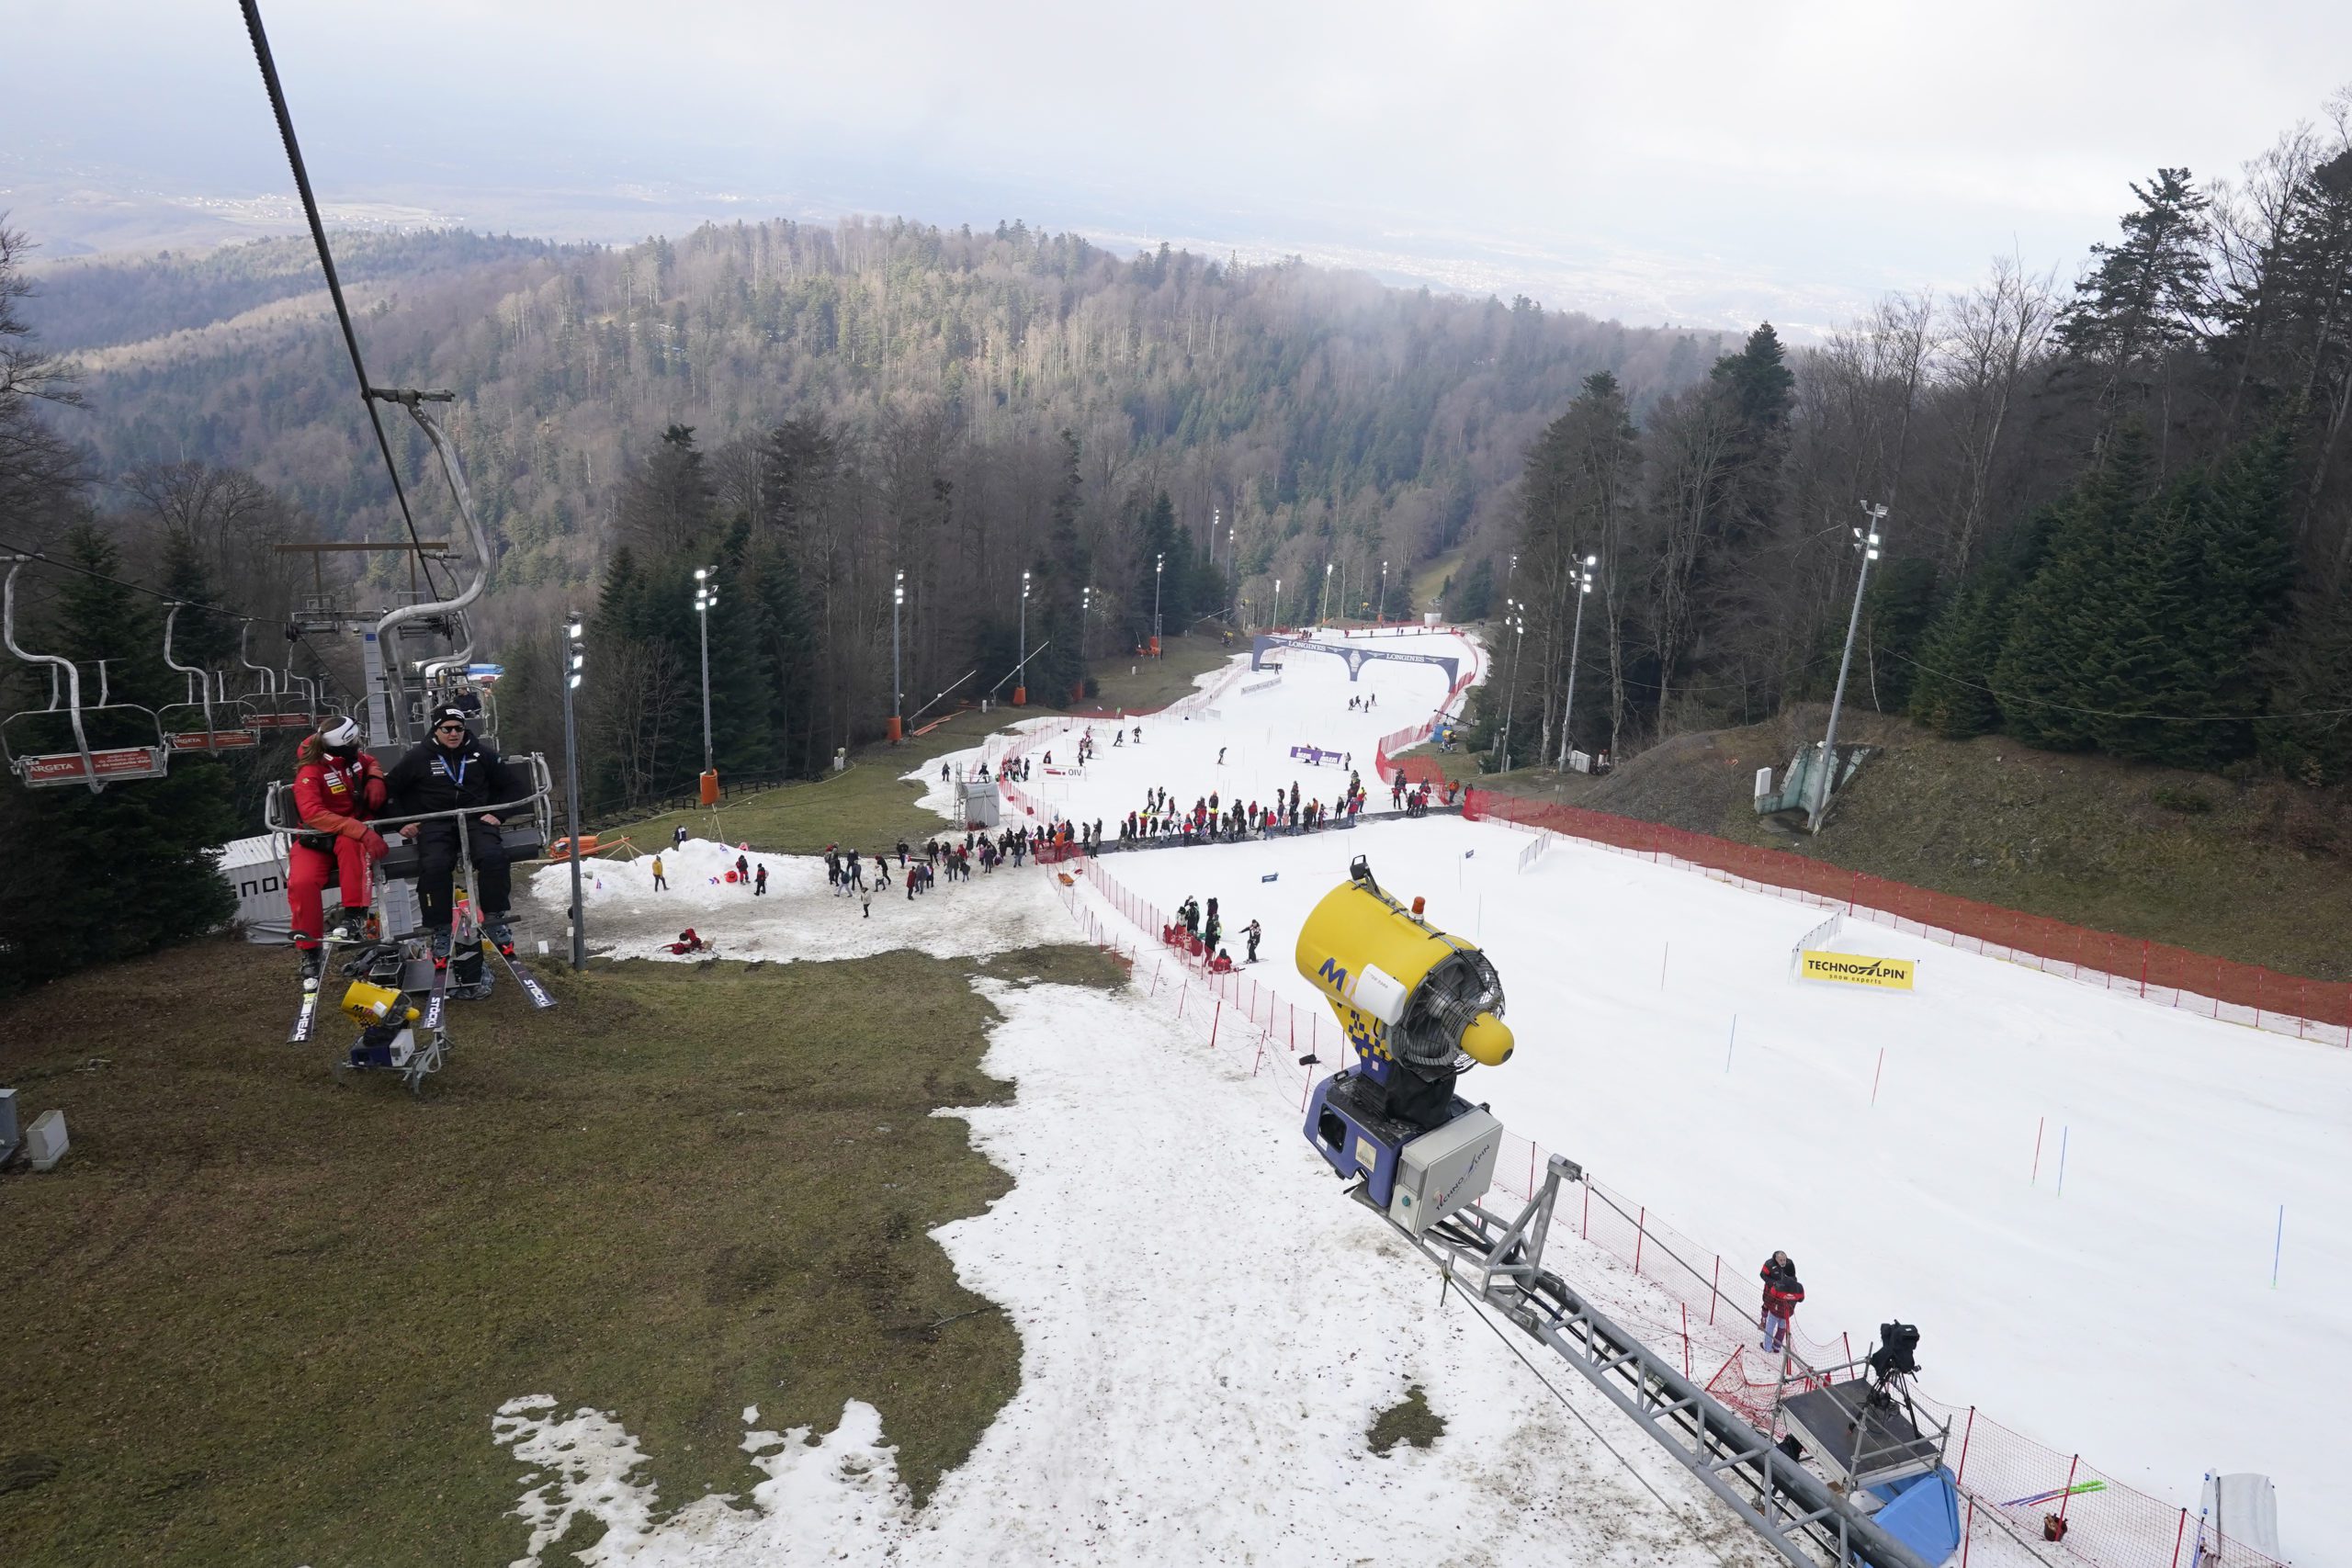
1403 1159 1935 1568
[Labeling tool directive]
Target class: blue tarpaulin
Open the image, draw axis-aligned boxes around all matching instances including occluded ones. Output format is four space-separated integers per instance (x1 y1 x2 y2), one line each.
1867 1469 1962 1564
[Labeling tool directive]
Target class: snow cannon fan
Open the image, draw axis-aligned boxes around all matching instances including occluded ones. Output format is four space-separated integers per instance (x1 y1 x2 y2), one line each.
1294 855 1510 1237
341 978 423 1071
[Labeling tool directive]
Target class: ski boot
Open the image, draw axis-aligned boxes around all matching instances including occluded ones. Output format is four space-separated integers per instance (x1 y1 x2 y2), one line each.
428 927 453 968
328 908 370 943
298 947 323 987
481 915 515 956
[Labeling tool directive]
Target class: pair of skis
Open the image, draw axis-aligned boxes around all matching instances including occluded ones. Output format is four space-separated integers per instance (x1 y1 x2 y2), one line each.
484 932 557 1010
288 934 340 1043
290 925 553 1044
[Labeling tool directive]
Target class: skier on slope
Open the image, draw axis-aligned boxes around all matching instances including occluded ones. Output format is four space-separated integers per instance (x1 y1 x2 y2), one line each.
1243 919 1262 964
384 706 521 963
286 715 390 982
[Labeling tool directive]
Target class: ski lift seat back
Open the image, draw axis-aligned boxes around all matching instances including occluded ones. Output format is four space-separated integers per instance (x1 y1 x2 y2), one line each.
3 559 173 792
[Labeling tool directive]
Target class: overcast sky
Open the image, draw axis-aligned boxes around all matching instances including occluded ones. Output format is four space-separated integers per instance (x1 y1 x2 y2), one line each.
13 1 2351 330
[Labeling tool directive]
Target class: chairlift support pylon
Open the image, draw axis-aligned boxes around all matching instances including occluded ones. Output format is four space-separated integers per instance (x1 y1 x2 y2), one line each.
1 558 172 791
357 389 491 750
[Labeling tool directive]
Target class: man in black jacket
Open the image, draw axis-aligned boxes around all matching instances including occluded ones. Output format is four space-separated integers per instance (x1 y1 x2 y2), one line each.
386 706 520 961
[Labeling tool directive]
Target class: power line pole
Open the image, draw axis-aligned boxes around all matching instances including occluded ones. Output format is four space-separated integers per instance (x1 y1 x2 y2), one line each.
1810 504 1885 832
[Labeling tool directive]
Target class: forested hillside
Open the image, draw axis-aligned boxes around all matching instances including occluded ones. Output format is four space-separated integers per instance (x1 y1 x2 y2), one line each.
13 217 1720 807
3 82 2347 997
1493 93 2352 787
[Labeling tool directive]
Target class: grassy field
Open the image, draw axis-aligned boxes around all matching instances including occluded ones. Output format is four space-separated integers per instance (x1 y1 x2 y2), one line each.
1409 547 1465 616
1444 708 2352 984
0 935 1120 1566
621 636 1237 857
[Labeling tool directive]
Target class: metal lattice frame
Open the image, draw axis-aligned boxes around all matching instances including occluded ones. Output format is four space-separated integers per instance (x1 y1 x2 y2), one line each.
1399 1157 1934 1568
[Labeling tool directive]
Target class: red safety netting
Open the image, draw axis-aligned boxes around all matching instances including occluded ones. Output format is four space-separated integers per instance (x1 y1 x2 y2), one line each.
1051 852 2291 1568
1446 790 2350 1048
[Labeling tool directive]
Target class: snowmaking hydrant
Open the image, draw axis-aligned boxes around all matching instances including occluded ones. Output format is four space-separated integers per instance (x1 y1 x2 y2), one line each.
1296 855 1512 1236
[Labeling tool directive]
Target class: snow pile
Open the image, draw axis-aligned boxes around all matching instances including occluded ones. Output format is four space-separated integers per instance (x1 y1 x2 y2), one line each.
493 975 1768 1566
493 1395 665 1565
523 838 1075 965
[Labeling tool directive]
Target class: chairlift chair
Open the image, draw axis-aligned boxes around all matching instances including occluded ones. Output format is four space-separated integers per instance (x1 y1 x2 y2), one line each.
235 626 315 733
1 558 172 791
258 389 555 1062
159 603 263 753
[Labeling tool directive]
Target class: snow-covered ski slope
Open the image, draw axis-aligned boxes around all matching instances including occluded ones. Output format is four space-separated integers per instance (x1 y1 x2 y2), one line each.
922 629 2351 1562
515 851 1775 1566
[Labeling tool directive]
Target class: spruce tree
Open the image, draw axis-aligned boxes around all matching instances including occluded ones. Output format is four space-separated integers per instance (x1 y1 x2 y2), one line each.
1030 431 1089 699
2163 424 2298 762
1993 425 2157 750
1132 491 1180 650
1906 581 2007 738
19 526 236 979
742 535 818 775
1710 323 1796 432
2256 589 2352 784
708 516 781 776
159 530 238 671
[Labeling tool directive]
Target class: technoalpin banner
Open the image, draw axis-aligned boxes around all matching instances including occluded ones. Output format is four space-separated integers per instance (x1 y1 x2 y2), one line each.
1798 950 1917 990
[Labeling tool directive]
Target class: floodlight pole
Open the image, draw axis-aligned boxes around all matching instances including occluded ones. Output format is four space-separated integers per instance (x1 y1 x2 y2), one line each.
1227 521 1238 622
1381 559 1390 623
692 566 718 777
1810 504 1885 832
1152 555 1163 656
561 614 586 969
891 570 904 740
1556 554 1596 770
1498 601 1526 772
1017 570 1031 704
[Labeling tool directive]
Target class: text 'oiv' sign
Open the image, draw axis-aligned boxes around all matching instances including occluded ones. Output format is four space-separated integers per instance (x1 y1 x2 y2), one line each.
1798 950 1916 990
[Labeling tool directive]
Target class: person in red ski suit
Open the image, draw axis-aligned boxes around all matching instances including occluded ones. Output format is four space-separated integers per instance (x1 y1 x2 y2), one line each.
287 716 389 974
1759 1251 1804 1353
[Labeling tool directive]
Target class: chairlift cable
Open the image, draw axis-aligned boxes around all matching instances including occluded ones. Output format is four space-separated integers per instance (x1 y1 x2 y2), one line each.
235 0 448 604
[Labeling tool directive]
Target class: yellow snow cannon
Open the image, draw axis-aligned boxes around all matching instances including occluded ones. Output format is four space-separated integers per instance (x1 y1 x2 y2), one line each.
1296 856 1510 1235
341 978 419 1029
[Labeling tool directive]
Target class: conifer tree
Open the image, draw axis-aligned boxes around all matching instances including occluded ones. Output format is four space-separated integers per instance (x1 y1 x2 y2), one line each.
1906 581 2009 738
2256 589 2352 783
18 526 236 979
1030 431 1089 699
1993 425 2158 750
2161 424 2298 762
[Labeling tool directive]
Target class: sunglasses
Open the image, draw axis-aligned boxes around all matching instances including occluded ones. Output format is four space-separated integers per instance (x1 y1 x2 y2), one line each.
435 722 465 732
